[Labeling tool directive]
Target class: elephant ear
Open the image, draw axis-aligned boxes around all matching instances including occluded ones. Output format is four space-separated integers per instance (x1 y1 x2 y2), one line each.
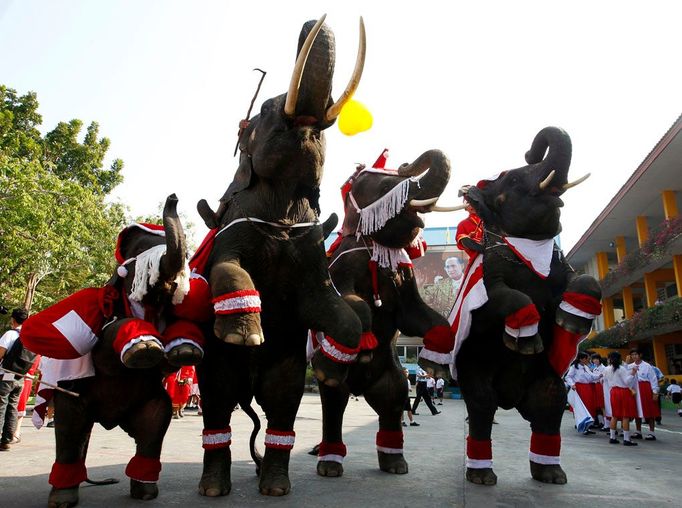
221 154 256 204
464 186 496 226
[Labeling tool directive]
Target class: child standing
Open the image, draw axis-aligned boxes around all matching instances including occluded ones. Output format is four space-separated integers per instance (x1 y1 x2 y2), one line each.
666 379 681 417
603 351 638 446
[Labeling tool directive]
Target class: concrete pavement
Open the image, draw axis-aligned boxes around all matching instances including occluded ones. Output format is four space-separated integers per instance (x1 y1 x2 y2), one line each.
1 394 680 507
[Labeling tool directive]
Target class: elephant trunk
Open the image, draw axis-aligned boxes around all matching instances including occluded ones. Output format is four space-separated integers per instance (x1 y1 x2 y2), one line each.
294 20 335 124
160 193 186 280
398 149 451 201
524 127 572 193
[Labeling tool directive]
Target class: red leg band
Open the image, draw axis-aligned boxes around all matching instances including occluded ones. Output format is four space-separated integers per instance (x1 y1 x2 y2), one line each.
202 427 232 450
423 325 455 354
466 436 493 469
162 319 206 347
113 319 161 354
318 441 347 462
562 292 602 315
49 459 87 489
376 429 403 453
264 429 295 450
505 303 540 328
359 331 379 351
529 432 561 465
125 454 162 483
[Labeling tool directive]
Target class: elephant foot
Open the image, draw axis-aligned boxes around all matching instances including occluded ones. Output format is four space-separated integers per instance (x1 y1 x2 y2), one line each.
122 341 164 369
311 350 348 388
555 307 592 335
259 449 291 496
418 357 451 380
166 343 203 367
48 487 79 508
130 479 158 500
198 448 231 497
215 314 264 346
377 452 408 474
317 460 344 477
530 461 567 484
466 467 497 486
503 333 543 355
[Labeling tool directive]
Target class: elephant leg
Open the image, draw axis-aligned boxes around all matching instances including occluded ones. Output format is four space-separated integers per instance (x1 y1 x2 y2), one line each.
316 382 351 478
48 393 94 508
458 363 498 486
254 350 307 496
197 344 245 497
517 374 567 485
119 394 172 500
487 285 543 355
299 287 362 387
209 259 264 346
364 367 409 474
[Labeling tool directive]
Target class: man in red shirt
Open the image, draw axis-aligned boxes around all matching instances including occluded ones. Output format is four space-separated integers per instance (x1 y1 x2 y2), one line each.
456 199 484 259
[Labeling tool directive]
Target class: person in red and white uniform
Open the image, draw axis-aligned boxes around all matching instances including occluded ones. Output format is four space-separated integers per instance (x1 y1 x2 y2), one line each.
455 199 484 259
603 351 639 446
565 352 601 435
164 366 195 419
589 353 607 430
627 348 660 440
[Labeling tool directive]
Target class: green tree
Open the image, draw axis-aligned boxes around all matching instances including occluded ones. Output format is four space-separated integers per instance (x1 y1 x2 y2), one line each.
0 85 127 311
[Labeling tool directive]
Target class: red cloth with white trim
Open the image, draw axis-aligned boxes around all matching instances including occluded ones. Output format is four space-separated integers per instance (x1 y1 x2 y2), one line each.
466 436 492 469
49 460 87 489
20 287 118 359
172 274 213 323
375 429 403 453
212 289 261 315
162 319 205 348
456 213 483 258
125 454 162 483
202 428 232 449
188 228 218 277
264 429 296 450
529 432 561 465
112 319 162 354
574 382 596 418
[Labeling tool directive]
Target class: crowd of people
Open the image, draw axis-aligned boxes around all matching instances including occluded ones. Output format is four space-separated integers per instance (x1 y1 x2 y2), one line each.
565 348 682 447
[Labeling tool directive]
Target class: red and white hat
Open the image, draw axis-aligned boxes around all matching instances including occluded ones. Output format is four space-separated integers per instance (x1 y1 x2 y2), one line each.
115 223 166 265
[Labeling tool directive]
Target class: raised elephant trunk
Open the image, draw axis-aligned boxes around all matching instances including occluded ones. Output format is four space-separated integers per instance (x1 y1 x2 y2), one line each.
398 149 451 202
524 126 572 194
160 193 186 280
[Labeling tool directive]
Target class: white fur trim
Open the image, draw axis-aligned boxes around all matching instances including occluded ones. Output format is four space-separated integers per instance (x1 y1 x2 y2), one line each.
213 294 261 313
504 323 539 338
376 446 403 454
129 245 166 302
318 454 345 464
503 237 554 278
264 432 295 448
529 452 561 465
164 337 204 355
119 335 163 362
370 243 412 271
466 458 493 469
419 347 453 365
203 431 232 446
319 336 358 364
559 301 597 319
355 178 413 237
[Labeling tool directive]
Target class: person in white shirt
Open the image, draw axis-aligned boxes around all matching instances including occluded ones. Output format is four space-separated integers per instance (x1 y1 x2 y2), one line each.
0 308 28 451
603 351 638 446
589 354 607 430
400 369 419 427
435 377 445 405
666 379 682 416
627 348 660 440
565 352 601 435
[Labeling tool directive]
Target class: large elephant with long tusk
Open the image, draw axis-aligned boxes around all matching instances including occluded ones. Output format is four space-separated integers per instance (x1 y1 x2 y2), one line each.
193 16 366 497
310 148 455 478
419 126 601 487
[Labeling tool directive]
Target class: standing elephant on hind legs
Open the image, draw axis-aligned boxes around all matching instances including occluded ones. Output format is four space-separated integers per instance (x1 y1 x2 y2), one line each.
419 127 601 486
312 148 456 477
194 16 367 497
21 195 210 507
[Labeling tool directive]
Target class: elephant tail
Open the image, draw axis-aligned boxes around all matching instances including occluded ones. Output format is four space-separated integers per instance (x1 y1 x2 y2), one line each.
84 477 120 486
241 401 263 475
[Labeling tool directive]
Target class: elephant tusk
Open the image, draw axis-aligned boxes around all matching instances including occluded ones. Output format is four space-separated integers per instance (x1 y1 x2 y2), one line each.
538 170 556 190
284 14 327 117
325 17 367 122
563 173 591 190
409 197 439 207
431 204 467 212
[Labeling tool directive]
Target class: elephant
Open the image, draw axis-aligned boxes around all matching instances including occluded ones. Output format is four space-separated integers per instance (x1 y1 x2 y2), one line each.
21 195 209 507
420 127 601 486
312 148 456 477
193 16 367 497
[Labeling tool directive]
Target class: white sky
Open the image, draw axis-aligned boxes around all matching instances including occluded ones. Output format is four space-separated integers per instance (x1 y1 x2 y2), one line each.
1 0 681 251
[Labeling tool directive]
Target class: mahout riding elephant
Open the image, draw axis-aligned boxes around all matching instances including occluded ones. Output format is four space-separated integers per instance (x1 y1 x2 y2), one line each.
313 149 456 477
193 16 367 496
420 127 601 486
21 195 210 507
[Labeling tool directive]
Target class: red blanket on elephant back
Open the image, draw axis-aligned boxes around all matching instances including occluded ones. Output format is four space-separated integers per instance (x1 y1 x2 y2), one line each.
21 287 118 359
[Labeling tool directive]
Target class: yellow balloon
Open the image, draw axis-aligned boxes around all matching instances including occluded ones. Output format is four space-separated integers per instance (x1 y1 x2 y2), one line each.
338 99 373 136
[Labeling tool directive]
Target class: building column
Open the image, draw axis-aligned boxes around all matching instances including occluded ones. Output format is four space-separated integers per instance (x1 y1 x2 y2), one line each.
636 216 658 308
662 190 682 298
615 236 635 318
596 251 615 328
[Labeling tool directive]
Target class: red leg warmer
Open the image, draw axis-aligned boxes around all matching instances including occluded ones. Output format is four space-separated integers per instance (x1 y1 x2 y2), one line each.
49 459 87 489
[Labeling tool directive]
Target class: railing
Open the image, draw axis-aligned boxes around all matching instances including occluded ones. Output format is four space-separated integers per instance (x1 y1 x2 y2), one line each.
581 296 682 349
600 216 682 297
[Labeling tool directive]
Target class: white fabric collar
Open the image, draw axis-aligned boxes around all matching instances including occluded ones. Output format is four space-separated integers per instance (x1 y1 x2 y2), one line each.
502 237 554 278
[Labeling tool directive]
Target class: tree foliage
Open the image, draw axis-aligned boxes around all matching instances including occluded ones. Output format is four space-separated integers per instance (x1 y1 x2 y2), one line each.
0 85 127 312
